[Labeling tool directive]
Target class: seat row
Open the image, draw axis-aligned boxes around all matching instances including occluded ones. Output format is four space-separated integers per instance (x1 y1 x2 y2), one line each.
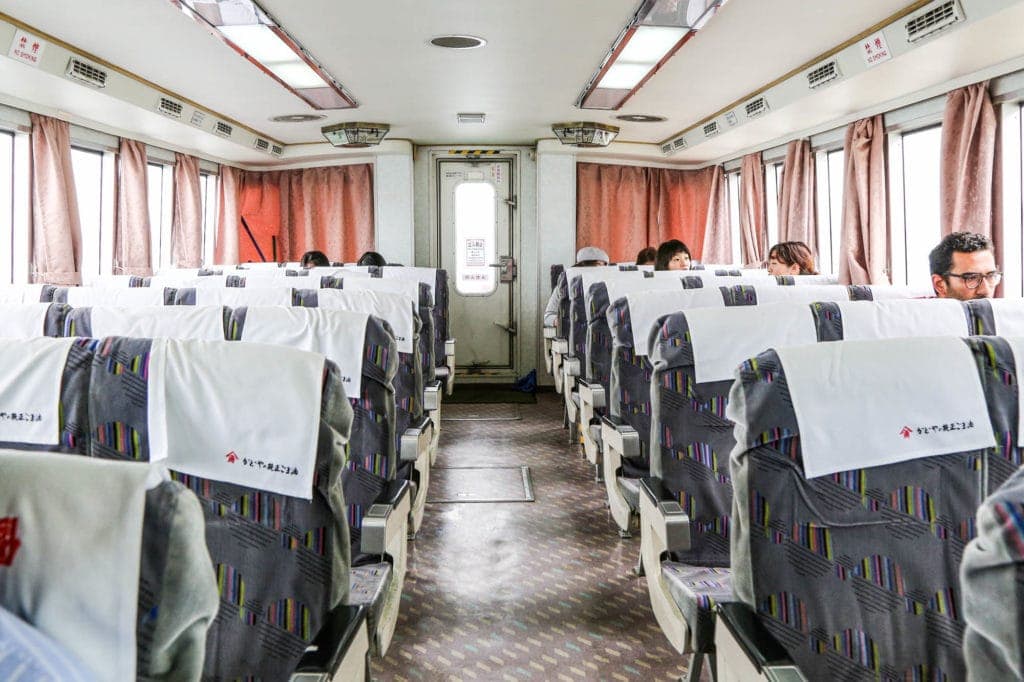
0 334 396 680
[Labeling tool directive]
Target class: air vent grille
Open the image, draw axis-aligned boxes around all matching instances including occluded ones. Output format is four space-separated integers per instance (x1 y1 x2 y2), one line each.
214 121 233 138
65 58 107 88
190 111 206 127
702 121 719 138
271 144 283 156
906 0 963 42
807 60 841 89
673 137 687 150
254 138 270 151
744 97 769 119
661 143 673 154
157 97 183 119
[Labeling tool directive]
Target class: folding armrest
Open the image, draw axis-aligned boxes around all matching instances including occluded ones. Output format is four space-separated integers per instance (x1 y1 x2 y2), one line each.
562 357 581 438
714 603 804 682
292 605 370 682
443 339 456 395
577 378 605 469
639 476 693 653
422 380 442 465
542 326 556 373
399 416 433 536
550 338 569 394
357 480 411 655
601 416 640 535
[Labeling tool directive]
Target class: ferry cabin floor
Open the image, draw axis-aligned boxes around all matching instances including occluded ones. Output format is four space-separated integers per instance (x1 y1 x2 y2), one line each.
372 393 709 681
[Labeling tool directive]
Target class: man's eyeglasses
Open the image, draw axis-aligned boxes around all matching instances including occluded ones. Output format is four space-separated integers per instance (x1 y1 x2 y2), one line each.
945 271 1002 289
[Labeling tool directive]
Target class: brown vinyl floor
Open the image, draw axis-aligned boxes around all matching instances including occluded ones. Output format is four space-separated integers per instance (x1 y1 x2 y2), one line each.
370 394 699 681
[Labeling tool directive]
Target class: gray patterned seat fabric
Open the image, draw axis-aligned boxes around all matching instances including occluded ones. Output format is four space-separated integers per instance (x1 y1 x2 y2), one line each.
63 305 231 338
960 462 1024 681
965 299 997 335
968 336 1022 497
729 344 993 680
88 336 355 681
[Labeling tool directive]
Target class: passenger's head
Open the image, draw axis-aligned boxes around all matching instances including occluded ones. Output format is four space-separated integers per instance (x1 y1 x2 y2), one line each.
635 247 656 266
655 240 691 271
300 250 329 268
767 241 818 276
356 251 387 267
574 246 609 267
929 232 999 300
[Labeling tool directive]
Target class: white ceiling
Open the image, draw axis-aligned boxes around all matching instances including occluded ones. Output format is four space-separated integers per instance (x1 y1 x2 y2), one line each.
0 0 1021 166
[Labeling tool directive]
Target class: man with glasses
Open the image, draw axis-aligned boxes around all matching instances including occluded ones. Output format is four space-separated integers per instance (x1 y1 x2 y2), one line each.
929 232 1001 300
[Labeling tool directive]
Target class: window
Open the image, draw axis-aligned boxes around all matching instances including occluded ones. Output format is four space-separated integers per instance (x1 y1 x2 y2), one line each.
71 147 104 281
453 182 496 295
897 126 942 288
814 149 845 275
147 162 173 271
0 131 12 283
764 161 783 249
726 170 741 265
200 171 218 266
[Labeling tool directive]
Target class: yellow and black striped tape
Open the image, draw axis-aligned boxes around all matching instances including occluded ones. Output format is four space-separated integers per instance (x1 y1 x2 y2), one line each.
448 149 503 156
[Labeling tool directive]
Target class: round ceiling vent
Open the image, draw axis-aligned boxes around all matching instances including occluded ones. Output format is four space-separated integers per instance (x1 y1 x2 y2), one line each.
614 114 667 123
270 114 326 123
429 35 487 49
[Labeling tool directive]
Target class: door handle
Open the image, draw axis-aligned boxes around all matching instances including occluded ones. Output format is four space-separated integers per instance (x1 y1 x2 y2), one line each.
488 256 517 282
493 322 518 336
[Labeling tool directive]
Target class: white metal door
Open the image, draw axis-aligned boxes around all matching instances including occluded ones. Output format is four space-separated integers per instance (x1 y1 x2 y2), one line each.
438 157 515 374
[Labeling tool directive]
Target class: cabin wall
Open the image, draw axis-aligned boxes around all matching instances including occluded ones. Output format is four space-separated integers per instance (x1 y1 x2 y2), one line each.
373 146 415 266
536 150 576 387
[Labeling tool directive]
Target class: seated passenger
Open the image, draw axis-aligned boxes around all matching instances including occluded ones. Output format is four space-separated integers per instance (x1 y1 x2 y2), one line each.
300 250 330 268
635 246 656 266
766 241 818 276
929 232 1000 300
654 239 691 271
357 251 387 267
543 246 609 326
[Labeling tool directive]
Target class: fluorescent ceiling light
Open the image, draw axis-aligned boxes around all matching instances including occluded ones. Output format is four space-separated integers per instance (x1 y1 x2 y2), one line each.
617 26 686 64
598 63 651 90
268 61 327 89
217 25 295 62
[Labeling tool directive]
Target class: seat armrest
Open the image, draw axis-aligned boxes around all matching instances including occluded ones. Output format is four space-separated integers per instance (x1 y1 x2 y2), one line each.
601 414 627 429
640 477 690 552
360 481 412 556
551 338 569 354
716 603 795 674
563 356 580 378
292 604 369 680
601 418 638 457
445 339 455 356
400 416 434 462
577 378 606 409
423 381 442 412
543 326 556 339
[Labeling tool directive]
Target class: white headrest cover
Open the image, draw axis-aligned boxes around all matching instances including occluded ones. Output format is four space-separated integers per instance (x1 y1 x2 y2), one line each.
0 450 148 680
772 337 994 478
625 288 724 354
194 287 292 307
741 285 848 304
832 298 968 340
66 287 167 307
149 339 324 499
987 299 1024 336
0 302 51 337
0 337 74 444
686 302 817 383
316 289 414 353
90 306 224 340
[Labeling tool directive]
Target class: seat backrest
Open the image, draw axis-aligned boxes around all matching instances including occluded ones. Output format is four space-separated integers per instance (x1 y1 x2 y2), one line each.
811 298 970 342
960 459 1024 681
0 449 217 681
0 284 56 302
570 270 650 366
550 263 565 292
88 337 354 680
380 266 450 366
775 274 840 285
966 298 1024 337
227 309 400 562
729 337 997 680
0 302 69 337
64 304 228 340
721 283 852 305
175 285 293 307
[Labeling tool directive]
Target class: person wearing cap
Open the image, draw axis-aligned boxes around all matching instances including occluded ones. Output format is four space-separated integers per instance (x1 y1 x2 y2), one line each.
543 246 609 326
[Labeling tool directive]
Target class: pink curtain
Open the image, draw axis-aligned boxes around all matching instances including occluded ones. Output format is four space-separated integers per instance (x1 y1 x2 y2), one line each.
778 139 817 252
701 165 731 263
113 139 152 276
575 162 715 262
231 164 374 263
839 115 889 285
171 153 203 268
29 114 81 284
940 81 1002 273
739 153 766 267
214 165 241 265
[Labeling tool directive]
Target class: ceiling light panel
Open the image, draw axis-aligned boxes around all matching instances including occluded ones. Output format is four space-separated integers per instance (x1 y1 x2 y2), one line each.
598 63 652 90
617 26 686 64
174 0 356 109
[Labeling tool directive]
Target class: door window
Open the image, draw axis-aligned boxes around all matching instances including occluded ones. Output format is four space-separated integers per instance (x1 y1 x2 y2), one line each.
454 181 497 295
